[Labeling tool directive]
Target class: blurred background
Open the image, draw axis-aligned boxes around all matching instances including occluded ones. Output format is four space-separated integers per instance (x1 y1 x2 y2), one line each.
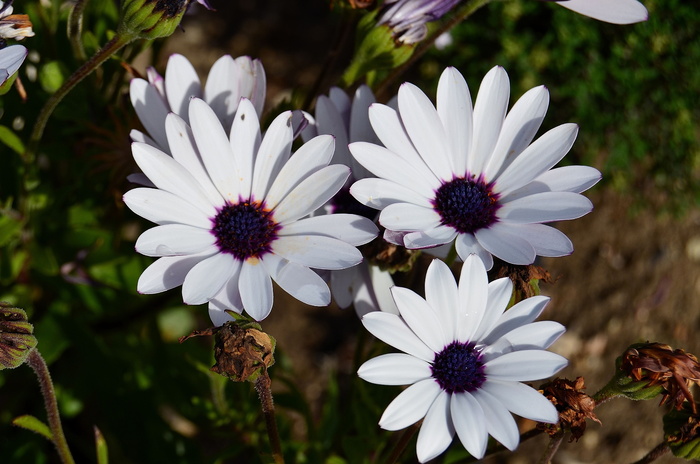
0 0 698 462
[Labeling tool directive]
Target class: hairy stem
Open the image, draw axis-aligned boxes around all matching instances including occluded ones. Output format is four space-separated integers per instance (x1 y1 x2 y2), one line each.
68 0 89 61
26 350 76 464
630 442 670 464
254 370 284 464
538 430 565 464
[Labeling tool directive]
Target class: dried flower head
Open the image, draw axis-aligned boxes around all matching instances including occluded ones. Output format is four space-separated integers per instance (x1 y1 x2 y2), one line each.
537 377 600 441
0 1 34 41
490 259 555 304
664 403 700 460
620 342 700 413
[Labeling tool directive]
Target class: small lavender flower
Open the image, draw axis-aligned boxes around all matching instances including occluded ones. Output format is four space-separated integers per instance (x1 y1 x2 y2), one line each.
378 0 461 44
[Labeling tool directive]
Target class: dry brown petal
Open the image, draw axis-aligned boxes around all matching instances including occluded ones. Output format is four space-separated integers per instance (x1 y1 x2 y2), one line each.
537 377 600 441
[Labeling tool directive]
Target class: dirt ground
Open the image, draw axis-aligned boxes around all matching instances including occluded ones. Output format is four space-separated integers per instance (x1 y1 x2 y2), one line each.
157 3 700 463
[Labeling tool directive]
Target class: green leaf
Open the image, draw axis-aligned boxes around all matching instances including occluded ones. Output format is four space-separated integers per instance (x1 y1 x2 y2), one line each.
95 426 109 464
0 125 25 154
39 61 67 94
0 215 22 247
12 415 53 441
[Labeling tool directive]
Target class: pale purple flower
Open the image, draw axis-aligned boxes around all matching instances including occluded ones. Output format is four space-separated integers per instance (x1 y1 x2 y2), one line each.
349 66 600 269
359 255 566 462
378 0 461 44
0 44 25 87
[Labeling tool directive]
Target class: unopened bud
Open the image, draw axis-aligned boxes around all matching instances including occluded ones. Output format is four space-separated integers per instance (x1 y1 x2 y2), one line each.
118 0 191 40
664 404 700 460
0 303 37 370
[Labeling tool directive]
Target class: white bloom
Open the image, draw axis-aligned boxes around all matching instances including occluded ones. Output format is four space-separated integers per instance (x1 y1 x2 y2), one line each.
0 44 25 87
124 98 378 323
554 0 648 25
0 1 34 40
358 256 567 462
349 66 601 269
303 86 398 316
129 54 266 153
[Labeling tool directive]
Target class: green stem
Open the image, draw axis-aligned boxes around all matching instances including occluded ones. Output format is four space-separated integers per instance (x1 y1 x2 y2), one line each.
592 378 624 405
630 442 670 464
254 369 284 464
24 32 132 163
375 0 495 99
383 422 420 464
68 0 89 61
26 349 76 464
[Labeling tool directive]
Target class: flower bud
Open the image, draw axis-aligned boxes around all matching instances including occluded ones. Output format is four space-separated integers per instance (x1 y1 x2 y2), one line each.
0 303 37 370
179 313 276 383
664 404 700 460
118 0 191 40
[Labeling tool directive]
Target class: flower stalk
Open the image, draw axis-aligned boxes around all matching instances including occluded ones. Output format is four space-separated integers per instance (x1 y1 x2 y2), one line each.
25 349 76 464
255 369 284 464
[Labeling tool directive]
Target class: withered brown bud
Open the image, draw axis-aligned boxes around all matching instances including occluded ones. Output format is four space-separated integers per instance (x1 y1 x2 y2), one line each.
537 377 600 441
180 317 275 383
664 403 700 460
489 259 555 304
620 342 700 413
362 235 420 273
0 303 37 370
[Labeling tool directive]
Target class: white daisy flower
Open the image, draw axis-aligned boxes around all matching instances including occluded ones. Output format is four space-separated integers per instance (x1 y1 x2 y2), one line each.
358 255 567 462
349 66 601 269
303 86 398 316
0 44 25 87
129 53 266 153
123 98 378 323
553 0 648 25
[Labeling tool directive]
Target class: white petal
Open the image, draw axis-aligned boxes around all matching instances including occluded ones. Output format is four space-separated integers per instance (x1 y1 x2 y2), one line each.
379 203 441 232
0 45 27 78
455 233 493 269
349 85 378 143
272 235 361 270
475 223 536 265
182 253 239 304
356 265 399 316
555 0 648 24
485 350 568 381
501 165 602 203
482 295 550 345
398 82 453 181
425 259 459 340
129 129 156 147
136 224 217 257
234 56 266 117
264 135 334 210
482 321 566 359
272 165 350 224
483 379 558 423
137 252 214 294
131 142 218 216
473 389 520 451
189 98 243 201
165 54 202 122
229 99 262 199
472 277 512 341
262 253 330 306
457 254 489 342
416 391 454 463
451 393 488 459
403 226 457 249
130 79 170 150
437 67 473 176
358 353 432 385
505 223 573 257
368 103 430 170
469 66 509 174
349 142 440 198
361 312 435 362
379 379 442 431
330 267 355 309
208 305 238 326
203 54 240 128
484 85 549 181
208 271 244 324
494 123 578 196
239 260 274 321
316 94 351 166
165 113 224 205
279 214 378 246
392 287 449 353
497 191 593 224
251 111 293 201
124 188 211 227
350 178 432 210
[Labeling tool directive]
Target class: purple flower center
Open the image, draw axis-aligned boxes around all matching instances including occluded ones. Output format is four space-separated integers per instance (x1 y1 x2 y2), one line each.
331 187 377 220
433 176 499 234
431 341 486 394
211 200 279 261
